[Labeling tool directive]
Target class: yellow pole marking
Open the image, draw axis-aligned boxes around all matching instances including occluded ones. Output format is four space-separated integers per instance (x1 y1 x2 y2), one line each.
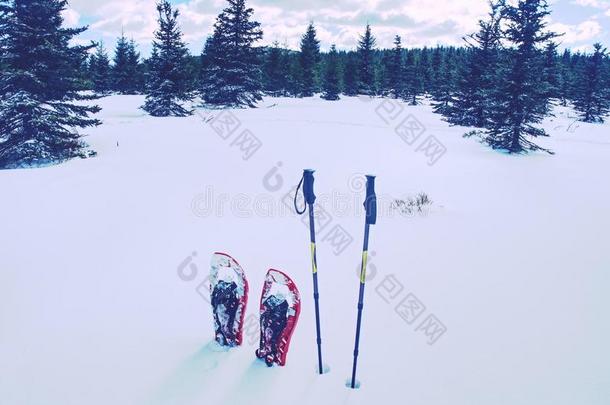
311 242 317 274
360 251 368 283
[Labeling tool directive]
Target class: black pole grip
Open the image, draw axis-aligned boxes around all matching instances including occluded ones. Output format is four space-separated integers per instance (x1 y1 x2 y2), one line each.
303 169 316 205
364 175 377 225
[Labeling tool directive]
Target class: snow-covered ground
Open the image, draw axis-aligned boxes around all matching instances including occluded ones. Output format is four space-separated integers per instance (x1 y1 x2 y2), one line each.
1 95 609 405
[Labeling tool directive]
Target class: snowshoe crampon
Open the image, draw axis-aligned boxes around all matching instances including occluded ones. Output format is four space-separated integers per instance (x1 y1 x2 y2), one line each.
210 253 249 347
256 269 301 367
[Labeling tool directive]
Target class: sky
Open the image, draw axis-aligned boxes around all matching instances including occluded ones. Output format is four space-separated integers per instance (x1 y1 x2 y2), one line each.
62 0 610 56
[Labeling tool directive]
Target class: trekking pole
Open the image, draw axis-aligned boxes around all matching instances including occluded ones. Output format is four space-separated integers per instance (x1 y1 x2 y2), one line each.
350 175 377 389
294 169 324 375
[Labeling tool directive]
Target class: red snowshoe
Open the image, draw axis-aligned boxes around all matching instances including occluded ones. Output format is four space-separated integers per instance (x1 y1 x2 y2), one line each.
256 269 301 367
210 253 249 347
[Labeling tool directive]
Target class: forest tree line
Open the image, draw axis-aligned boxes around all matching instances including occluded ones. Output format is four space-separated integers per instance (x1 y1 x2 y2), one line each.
1 0 609 168
88 22 609 122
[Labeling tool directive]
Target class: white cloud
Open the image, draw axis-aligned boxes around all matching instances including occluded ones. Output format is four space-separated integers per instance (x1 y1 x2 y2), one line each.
66 0 610 55
62 7 81 27
550 19 603 44
571 0 609 9
66 0 493 52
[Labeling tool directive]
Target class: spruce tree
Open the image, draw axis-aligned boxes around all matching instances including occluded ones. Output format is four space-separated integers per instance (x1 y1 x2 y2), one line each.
429 46 444 96
299 22 320 97
343 53 359 96
128 39 145 93
417 47 432 94
387 35 404 98
573 43 609 123
200 35 220 102
432 52 457 116
558 49 574 106
200 0 263 107
113 33 141 94
264 41 288 96
89 42 112 94
357 24 377 95
402 49 422 105
286 52 303 97
539 42 560 115
484 0 558 154
0 0 100 168
143 0 192 117
322 44 341 101
448 0 502 127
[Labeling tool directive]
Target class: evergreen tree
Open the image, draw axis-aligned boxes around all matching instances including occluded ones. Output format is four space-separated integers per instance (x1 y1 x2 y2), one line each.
200 35 219 100
89 42 112 94
264 41 288 96
429 46 444 95
143 0 192 117
113 33 141 94
127 39 145 93
484 0 558 154
285 52 302 97
402 49 422 105
432 52 457 115
0 0 100 168
541 42 560 110
448 0 503 127
573 43 609 123
417 47 432 93
386 35 404 98
299 22 320 97
200 0 263 107
322 44 341 100
558 49 574 106
343 52 359 96
357 24 377 95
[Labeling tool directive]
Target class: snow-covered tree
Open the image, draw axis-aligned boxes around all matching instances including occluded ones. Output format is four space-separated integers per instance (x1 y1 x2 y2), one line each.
89 42 112 94
0 0 100 169
573 43 609 123
484 0 558 154
386 35 404 98
299 22 320 97
113 33 142 94
200 0 263 107
322 44 341 101
448 0 503 127
357 24 377 95
143 0 192 117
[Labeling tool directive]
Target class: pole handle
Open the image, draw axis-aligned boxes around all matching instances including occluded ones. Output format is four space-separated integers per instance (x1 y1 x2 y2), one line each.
294 169 316 215
364 175 377 225
303 169 316 205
